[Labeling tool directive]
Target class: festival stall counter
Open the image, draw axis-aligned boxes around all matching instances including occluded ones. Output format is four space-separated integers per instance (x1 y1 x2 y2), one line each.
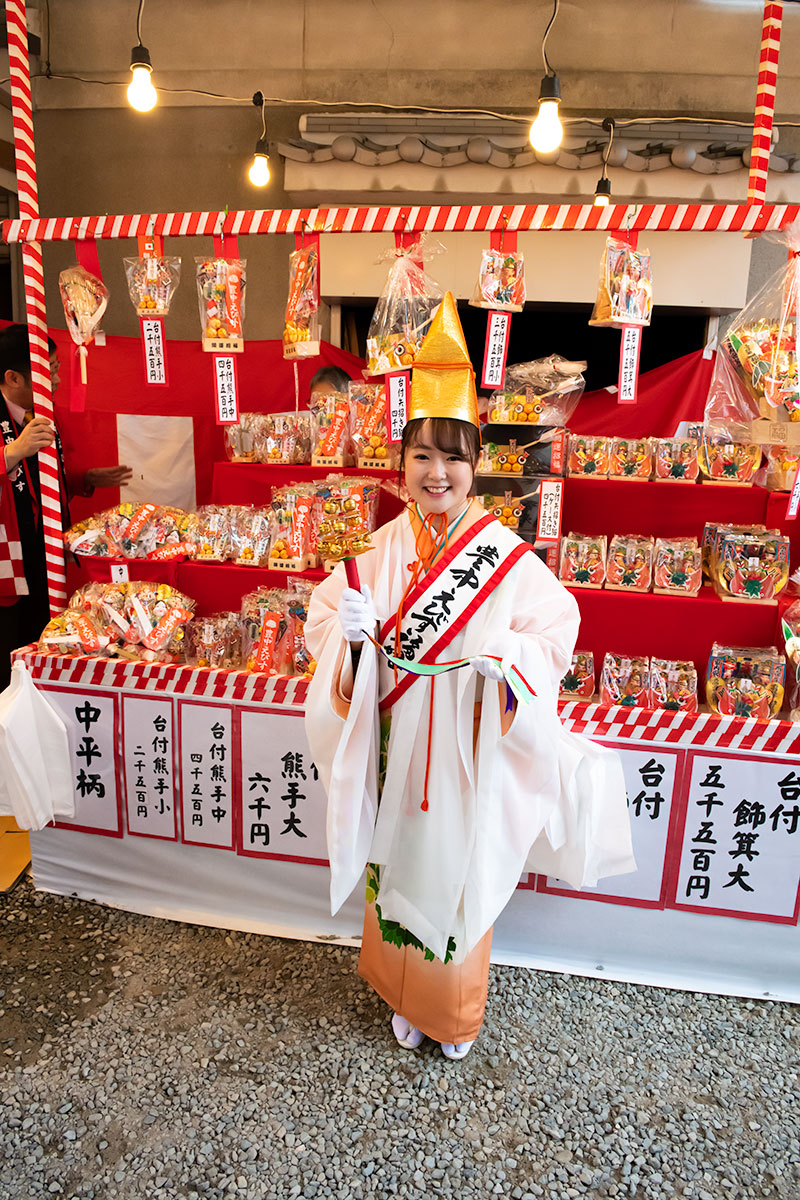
12 630 800 1003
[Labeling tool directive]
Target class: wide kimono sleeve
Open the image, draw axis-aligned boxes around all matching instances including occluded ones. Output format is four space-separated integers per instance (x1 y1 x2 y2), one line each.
304 548 383 916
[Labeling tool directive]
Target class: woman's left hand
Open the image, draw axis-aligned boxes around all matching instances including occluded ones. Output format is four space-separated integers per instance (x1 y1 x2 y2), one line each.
470 655 505 682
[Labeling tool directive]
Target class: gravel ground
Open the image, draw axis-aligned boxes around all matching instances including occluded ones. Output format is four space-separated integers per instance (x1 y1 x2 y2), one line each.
0 876 798 1200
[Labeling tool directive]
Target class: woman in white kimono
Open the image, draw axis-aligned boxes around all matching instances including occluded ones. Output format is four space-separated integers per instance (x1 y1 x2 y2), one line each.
305 295 634 1060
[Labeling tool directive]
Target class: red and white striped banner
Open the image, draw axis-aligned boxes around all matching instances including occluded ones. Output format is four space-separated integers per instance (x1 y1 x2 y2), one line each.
5 0 66 611
558 698 800 757
5 202 800 246
12 645 311 708
747 1 783 204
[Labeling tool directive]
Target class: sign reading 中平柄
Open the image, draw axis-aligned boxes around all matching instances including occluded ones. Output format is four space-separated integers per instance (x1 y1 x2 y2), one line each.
237 708 328 864
672 751 800 923
122 695 177 840
542 743 680 908
41 687 122 836
178 701 233 849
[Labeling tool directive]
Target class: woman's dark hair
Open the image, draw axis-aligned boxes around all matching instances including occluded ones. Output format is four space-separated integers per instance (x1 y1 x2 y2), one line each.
401 417 481 471
309 365 351 393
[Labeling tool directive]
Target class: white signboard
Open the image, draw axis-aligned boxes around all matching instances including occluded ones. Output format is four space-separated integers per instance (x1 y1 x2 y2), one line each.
238 708 328 864
673 751 800 924
122 695 177 840
179 701 234 849
42 688 121 836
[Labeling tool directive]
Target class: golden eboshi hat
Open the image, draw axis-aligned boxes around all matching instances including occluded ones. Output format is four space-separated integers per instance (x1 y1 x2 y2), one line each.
406 291 480 428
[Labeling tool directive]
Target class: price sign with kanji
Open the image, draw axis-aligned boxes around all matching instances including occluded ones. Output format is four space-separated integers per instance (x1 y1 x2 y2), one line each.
237 708 328 864
480 310 511 390
671 751 800 924
540 743 681 908
214 354 240 425
40 687 122 836
140 317 167 385
121 695 178 840
178 701 234 849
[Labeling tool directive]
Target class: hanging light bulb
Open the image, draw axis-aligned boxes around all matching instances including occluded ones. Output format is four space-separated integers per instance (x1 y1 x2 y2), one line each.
529 74 563 154
593 177 611 207
593 120 615 207
248 137 271 187
127 44 157 111
528 0 564 154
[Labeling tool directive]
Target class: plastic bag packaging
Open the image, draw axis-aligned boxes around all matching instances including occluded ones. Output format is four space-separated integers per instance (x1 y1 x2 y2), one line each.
283 245 320 359
559 651 595 700
600 652 650 708
311 392 354 465
558 533 607 588
567 435 610 478
488 356 586 427
59 265 108 349
184 612 242 669
196 257 246 348
262 411 313 464
230 506 272 567
469 248 525 312
706 643 785 720
287 578 317 676
192 505 233 562
705 220 800 440
653 537 702 596
366 236 444 376
608 437 653 479
65 504 193 560
124 256 181 317
606 534 654 593
698 437 761 484
39 608 111 656
649 658 698 713
0 662 75 829
589 237 653 328
241 588 291 674
653 437 699 482
224 415 258 462
350 381 398 469
478 426 568 478
122 582 195 660
269 486 316 570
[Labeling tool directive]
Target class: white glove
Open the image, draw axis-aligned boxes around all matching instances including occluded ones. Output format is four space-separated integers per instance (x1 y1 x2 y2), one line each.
337 585 376 644
471 655 505 682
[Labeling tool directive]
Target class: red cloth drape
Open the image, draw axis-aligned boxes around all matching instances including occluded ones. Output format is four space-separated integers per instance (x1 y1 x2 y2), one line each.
569 348 713 437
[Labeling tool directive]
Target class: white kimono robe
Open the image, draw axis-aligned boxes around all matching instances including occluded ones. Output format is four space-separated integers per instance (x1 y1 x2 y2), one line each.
305 508 635 964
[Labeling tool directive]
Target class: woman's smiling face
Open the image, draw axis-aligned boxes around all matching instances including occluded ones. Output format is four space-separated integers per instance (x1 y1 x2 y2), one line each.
403 419 474 522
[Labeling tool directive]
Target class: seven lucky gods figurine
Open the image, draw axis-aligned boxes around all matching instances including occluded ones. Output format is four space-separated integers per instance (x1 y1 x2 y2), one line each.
698 439 761 485
606 535 654 593
716 532 790 601
653 438 699 482
706 643 785 720
567 435 610 478
650 658 698 714
559 533 607 588
559 651 595 700
608 437 653 479
600 652 650 708
653 537 703 597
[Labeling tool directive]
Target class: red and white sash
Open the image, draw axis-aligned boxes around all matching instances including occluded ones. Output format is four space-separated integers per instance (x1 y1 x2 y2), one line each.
378 513 531 711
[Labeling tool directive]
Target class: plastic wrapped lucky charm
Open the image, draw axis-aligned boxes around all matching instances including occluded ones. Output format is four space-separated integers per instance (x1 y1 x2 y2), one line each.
59 265 109 383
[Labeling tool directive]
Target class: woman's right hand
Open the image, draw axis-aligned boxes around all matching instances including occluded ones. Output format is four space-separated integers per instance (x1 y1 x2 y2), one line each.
337 585 376 644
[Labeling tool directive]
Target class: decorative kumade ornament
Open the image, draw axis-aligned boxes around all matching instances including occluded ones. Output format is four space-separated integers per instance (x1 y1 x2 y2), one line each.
366 236 444 376
283 243 320 359
59 265 108 384
470 247 525 312
195 257 246 352
589 237 653 328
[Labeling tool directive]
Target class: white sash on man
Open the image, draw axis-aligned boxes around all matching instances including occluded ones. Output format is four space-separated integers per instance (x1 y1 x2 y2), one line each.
378 513 532 711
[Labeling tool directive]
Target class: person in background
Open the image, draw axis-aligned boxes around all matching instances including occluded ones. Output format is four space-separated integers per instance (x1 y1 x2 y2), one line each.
0 324 132 689
309 365 352 402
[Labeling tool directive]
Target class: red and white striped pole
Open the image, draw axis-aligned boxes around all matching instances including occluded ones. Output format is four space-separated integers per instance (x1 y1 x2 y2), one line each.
5 0 67 611
747 0 783 204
